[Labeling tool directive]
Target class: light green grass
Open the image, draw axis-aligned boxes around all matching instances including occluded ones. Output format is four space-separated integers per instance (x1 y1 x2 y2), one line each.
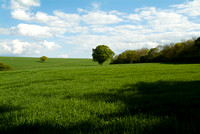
0 57 200 133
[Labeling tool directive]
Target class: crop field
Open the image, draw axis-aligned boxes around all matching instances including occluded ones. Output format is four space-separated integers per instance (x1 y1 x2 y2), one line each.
0 57 200 133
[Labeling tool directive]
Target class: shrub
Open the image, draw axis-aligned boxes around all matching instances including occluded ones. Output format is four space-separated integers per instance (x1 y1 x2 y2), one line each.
40 56 48 63
0 63 12 71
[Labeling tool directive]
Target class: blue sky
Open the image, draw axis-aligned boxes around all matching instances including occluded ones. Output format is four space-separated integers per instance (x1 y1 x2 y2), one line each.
0 0 200 58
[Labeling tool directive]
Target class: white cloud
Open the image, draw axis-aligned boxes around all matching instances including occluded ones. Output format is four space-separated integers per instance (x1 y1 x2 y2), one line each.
2 0 200 58
10 0 40 10
91 25 115 33
42 40 61 50
34 11 54 23
0 41 12 52
11 10 58 23
12 39 32 54
91 2 100 10
126 14 141 21
34 50 40 54
53 11 80 24
10 9 85 35
62 34 153 55
0 39 61 56
11 9 32 21
61 29 200 57
0 39 33 55
82 11 123 25
59 54 69 58
115 25 143 30
11 23 52 38
126 6 200 33
109 10 125 16
171 0 200 16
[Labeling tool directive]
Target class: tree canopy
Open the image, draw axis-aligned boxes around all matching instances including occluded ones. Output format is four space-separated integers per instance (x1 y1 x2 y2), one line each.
111 37 200 64
92 45 115 65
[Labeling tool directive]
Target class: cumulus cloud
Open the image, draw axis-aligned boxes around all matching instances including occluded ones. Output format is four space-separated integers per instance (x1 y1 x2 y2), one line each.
53 11 80 24
0 39 33 55
0 39 61 56
10 0 40 22
10 0 40 10
125 7 200 33
54 1 200 57
10 23 52 38
12 39 32 54
10 9 86 36
82 11 123 25
42 40 61 50
171 0 200 16
2 0 200 57
11 9 33 20
126 14 141 21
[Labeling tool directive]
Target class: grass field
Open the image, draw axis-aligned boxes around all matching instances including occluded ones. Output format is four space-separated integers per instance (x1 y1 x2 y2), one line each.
0 57 200 133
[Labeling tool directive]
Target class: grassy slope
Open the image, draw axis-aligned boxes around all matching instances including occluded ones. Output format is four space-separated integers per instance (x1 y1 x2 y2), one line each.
0 57 200 133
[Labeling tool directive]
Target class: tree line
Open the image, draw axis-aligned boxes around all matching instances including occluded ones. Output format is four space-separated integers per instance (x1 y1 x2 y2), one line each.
108 37 200 64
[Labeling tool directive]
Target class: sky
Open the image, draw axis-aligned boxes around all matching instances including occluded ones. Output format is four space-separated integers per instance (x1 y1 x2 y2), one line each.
0 0 200 58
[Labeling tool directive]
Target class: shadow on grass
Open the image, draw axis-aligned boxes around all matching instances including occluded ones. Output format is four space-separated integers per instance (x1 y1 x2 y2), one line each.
1 81 200 133
0 105 22 114
90 81 200 118
81 81 200 133
0 105 24 133
36 61 43 63
159 62 200 65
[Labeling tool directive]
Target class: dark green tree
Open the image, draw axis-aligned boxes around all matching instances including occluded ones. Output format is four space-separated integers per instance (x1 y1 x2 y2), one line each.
195 37 200 48
92 45 115 65
135 48 149 62
125 50 136 63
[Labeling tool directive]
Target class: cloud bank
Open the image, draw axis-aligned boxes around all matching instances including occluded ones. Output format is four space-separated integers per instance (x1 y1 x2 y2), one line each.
0 0 200 57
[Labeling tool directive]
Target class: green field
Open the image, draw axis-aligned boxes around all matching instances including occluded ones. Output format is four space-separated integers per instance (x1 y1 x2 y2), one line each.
0 57 200 133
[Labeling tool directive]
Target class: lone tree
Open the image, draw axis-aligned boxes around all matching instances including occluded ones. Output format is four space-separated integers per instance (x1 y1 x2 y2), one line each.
92 45 115 65
40 56 48 63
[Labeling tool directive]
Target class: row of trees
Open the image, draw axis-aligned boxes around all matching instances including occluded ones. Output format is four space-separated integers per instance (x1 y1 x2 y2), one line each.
110 48 149 64
92 37 200 65
111 37 200 64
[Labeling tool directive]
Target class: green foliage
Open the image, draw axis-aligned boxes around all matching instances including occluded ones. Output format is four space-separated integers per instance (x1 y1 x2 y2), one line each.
195 37 200 48
0 63 12 71
125 50 136 63
111 48 149 64
154 38 198 62
92 45 115 65
111 50 136 64
135 48 149 62
0 57 200 133
40 56 48 63
148 48 159 55
112 37 200 64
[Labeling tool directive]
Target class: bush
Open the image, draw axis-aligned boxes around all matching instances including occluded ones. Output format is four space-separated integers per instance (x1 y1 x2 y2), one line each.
0 63 12 71
40 56 48 63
